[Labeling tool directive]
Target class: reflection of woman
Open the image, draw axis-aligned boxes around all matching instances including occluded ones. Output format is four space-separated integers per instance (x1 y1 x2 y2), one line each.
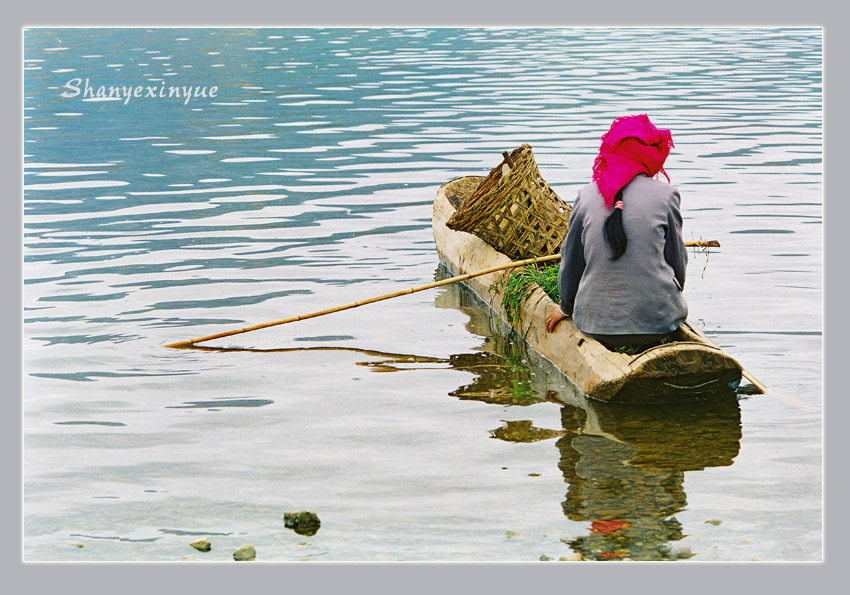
546 115 688 351
556 394 742 561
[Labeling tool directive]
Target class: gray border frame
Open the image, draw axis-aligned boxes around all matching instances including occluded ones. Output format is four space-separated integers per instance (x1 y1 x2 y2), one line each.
8 1 838 591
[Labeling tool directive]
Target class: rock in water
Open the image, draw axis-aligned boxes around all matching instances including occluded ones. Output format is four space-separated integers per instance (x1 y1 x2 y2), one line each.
190 539 211 552
284 511 321 536
233 545 256 561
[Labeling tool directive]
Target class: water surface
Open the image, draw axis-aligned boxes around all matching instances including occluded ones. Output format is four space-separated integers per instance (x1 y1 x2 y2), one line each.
24 27 822 561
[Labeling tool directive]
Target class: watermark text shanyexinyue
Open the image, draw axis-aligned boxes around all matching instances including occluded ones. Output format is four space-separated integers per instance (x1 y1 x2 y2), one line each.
61 78 219 106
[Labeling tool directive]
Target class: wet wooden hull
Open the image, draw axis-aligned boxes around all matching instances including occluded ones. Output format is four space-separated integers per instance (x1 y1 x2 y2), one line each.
433 176 743 403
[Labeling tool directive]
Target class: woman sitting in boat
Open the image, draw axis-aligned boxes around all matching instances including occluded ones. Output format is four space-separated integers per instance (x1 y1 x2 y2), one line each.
545 114 688 350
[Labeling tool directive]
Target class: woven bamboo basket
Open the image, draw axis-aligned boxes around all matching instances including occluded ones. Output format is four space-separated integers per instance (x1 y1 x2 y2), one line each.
446 144 571 260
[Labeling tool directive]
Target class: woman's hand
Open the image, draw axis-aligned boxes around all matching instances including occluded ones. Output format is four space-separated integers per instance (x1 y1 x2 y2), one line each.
545 307 568 333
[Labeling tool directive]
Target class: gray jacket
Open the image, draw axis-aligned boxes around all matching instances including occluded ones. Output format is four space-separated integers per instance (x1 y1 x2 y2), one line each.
558 173 688 335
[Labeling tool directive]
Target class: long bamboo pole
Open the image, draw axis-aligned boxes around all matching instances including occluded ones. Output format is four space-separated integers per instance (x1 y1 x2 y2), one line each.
163 239 721 349
163 253 560 348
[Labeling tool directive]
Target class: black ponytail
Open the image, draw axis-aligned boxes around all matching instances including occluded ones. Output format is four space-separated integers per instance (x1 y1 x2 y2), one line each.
603 189 627 260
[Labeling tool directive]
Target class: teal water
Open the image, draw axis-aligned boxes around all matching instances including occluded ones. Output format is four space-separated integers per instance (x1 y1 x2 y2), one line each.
24 27 822 561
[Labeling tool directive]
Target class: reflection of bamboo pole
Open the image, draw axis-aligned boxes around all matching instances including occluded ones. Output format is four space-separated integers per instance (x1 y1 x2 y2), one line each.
163 240 721 349
683 321 767 394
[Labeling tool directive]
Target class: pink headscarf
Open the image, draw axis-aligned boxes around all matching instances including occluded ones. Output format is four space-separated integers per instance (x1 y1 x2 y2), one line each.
592 114 675 210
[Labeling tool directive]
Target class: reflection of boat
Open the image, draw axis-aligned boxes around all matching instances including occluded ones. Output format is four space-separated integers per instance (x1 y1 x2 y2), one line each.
433 176 743 403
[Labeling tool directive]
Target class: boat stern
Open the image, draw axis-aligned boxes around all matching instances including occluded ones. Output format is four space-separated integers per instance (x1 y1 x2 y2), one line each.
597 342 743 403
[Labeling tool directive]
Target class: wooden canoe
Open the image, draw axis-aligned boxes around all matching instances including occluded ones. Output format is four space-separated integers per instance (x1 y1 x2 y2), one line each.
433 176 743 403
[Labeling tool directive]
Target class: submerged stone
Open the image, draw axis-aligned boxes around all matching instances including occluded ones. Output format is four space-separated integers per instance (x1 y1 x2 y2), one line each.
190 539 211 552
233 545 256 561
736 384 762 395
284 511 321 536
